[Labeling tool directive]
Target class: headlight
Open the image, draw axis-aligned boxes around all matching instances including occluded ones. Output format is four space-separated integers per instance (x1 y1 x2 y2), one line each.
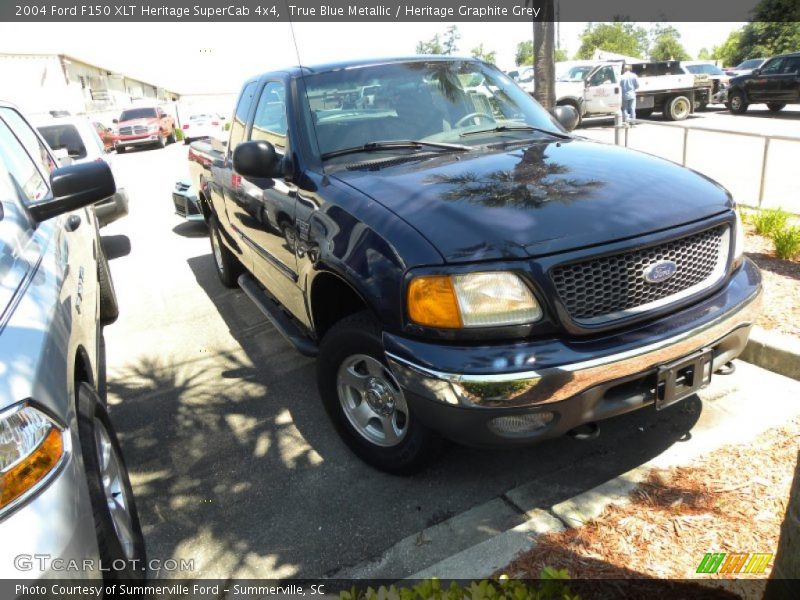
0 404 66 512
733 210 745 268
148 124 159 133
407 272 542 329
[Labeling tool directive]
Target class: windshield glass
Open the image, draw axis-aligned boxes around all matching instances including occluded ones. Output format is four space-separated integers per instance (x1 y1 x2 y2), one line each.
737 59 763 69
119 107 158 121
558 66 594 81
301 60 563 159
686 64 725 75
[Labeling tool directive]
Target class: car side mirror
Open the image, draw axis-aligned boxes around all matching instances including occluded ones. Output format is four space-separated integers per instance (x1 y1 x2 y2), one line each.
112 118 118 124
551 105 580 132
233 140 283 179
28 161 116 223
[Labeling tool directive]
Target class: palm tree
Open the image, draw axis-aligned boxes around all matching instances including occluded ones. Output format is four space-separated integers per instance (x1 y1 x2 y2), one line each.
532 1 556 110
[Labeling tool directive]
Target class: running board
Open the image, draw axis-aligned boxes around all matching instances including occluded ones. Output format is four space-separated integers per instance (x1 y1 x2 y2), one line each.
237 273 319 358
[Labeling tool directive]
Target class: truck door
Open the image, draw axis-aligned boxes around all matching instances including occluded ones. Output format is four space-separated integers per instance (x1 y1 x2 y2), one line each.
777 56 800 103
237 80 304 316
583 65 622 115
747 57 784 103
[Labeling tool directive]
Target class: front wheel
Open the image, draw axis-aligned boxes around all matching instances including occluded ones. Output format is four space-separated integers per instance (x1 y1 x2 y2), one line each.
767 103 786 112
156 135 166 149
729 90 748 114
168 130 177 144
209 215 242 287
77 382 146 580
664 95 691 121
317 311 442 474
116 145 125 154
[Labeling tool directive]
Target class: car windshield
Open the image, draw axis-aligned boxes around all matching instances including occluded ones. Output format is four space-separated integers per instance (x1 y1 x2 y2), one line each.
686 64 725 75
190 114 214 121
737 59 764 69
37 124 87 159
302 60 564 159
558 66 594 81
119 108 158 120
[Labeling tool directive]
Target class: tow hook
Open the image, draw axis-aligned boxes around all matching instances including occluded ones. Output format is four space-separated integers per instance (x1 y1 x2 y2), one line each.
568 422 600 441
715 361 736 375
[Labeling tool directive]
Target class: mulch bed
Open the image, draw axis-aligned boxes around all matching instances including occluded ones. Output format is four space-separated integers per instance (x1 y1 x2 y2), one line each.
499 419 800 599
743 222 800 338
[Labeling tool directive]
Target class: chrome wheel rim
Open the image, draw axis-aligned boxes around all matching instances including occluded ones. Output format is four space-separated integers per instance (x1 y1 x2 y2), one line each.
337 354 409 447
94 419 136 560
211 230 224 272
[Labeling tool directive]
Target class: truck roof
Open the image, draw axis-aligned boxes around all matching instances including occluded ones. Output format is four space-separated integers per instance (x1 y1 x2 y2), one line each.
255 55 483 79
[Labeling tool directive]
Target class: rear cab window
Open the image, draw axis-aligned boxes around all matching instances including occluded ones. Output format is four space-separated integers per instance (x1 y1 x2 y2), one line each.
37 124 88 160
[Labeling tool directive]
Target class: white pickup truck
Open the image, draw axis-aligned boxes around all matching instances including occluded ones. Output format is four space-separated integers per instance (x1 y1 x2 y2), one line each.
554 61 700 125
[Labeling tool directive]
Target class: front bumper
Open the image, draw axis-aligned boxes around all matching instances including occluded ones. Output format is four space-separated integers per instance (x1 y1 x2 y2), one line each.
116 134 161 148
386 258 762 447
172 190 204 222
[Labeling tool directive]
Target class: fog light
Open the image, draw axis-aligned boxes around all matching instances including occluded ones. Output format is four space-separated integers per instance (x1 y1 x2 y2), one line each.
490 412 554 435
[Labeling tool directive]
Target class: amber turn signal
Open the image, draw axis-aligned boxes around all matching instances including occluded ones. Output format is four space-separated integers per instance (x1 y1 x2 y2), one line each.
0 426 63 510
407 275 463 329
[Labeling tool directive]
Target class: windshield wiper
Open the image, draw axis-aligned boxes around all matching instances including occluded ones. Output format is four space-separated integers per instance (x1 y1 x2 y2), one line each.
460 124 570 140
321 139 471 160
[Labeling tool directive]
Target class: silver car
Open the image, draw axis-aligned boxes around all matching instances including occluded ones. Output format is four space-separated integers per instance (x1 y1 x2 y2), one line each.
0 102 144 580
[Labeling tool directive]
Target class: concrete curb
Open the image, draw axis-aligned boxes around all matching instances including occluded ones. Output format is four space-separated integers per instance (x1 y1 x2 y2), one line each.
740 326 800 382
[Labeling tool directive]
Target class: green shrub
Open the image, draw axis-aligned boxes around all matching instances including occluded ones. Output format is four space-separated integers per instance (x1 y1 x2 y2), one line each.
174 127 184 142
772 226 800 260
750 208 789 237
224 122 231 131
338 572 579 600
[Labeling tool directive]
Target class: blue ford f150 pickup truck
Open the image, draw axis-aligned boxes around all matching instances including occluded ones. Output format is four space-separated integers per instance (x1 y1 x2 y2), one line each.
188 57 761 474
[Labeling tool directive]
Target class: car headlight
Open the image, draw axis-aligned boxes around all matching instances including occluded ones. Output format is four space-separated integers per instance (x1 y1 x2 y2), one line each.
0 404 66 512
407 272 542 328
148 124 159 133
733 210 745 268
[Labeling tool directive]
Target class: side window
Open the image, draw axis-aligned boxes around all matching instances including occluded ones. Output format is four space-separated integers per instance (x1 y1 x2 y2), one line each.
589 66 615 86
251 82 288 150
0 114 50 203
229 81 258 151
761 58 783 75
0 107 56 177
783 57 800 74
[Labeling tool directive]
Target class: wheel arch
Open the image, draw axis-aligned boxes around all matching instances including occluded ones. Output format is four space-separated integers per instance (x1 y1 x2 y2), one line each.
309 270 372 340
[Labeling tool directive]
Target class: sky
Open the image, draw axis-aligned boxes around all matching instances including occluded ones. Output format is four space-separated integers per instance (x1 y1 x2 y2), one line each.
0 21 743 94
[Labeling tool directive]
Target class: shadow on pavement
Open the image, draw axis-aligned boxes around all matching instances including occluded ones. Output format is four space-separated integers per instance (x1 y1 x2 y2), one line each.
172 221 208 238
110 249 704 579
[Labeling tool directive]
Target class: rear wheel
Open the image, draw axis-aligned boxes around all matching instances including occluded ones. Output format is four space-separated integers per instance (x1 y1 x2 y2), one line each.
77 382 146 580
209 215 242 287
317 311 442 474
767 103 786 112
664 95 691 121
729 90 748 114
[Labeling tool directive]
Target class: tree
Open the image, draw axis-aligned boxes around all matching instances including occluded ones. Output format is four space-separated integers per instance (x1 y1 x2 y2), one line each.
649 24 690 61
515 40 533 66
471 44 497 64
415 33 443 55
697 47 711 60
555 48 569 62
533 1 556 110
712 28 744 66
712 1 800 66
576 22 649 59
443 25 460 55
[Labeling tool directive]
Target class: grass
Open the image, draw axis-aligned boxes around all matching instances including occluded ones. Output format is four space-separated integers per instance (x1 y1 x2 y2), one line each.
772 226 800 260
748 207 789 237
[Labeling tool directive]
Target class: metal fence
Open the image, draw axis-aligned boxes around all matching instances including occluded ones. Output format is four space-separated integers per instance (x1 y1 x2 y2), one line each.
610 119 800 213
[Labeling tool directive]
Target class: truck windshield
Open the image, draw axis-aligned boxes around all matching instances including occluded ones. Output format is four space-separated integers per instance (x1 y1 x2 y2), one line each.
119 108 158 121
301 60 564 159
559 66 594 81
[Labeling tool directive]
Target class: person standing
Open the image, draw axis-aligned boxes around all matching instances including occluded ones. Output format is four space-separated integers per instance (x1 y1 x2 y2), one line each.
620 64 640 125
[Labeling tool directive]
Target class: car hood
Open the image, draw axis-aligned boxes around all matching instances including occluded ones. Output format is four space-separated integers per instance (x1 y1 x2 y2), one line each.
332 139 732 263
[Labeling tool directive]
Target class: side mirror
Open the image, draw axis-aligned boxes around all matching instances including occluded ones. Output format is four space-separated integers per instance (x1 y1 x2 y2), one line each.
28 161 116 223
551 105 580 132
112 118 118 124
233 141 282 179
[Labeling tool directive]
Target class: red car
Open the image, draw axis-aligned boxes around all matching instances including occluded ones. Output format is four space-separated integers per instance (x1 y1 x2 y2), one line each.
114 106 176 153
93 121 115 151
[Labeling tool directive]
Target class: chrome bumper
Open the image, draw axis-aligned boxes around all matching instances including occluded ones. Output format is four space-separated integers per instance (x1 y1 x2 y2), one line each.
387 272 761 410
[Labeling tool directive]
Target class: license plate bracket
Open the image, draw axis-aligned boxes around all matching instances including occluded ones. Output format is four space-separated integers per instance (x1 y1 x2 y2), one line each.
655 349 713 410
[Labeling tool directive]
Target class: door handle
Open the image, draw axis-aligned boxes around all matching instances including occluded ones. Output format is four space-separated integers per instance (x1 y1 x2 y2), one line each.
65 215 81 232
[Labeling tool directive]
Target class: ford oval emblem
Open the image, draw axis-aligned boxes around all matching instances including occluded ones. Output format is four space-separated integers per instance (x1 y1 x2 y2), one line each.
643 260 678 284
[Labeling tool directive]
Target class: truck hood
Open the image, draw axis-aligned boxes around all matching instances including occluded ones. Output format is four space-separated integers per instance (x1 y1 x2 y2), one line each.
332 139 732 263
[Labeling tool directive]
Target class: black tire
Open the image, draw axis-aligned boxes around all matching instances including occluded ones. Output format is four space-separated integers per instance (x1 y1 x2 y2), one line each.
184 137 191 145
637 108 653 119
77 382 146 581
664 95 692 121
156 135 166 149
98 335 108 403
168 130 177 144
116 146 125 154
767 103 786 112
729 90 748 114
98 245 119 325
557 102 581 128
317 311 442 475
209 215 242 287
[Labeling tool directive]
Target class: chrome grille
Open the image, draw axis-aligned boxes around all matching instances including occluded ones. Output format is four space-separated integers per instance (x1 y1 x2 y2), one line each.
119 125 148 136
551 226 730 325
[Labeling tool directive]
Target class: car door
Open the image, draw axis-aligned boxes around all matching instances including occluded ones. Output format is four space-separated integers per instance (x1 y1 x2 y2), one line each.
778 56 800 103
747 57 784 103
236 80 303 315
583 65 621 114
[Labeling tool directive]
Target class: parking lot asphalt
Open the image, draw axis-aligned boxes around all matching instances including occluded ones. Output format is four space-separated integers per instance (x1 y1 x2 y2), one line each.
100 109 797 578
